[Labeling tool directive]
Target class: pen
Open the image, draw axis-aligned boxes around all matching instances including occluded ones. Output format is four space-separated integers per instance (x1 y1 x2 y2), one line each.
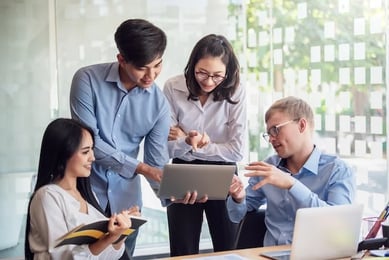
378 201 389 220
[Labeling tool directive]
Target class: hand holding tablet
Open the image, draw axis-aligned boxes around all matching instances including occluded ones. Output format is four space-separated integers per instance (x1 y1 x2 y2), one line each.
158 164 236 200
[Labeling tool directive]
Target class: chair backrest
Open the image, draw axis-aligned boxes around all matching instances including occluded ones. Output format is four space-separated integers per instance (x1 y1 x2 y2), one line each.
235 208 267 249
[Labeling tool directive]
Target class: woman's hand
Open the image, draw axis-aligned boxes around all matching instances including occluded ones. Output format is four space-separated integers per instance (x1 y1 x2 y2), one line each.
89 209 134 254
105 206 141 249
107 212 131 239
169 126 186 141
185 130 210 151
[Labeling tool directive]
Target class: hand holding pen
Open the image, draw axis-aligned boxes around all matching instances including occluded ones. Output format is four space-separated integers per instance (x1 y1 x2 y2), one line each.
168 126 210 152
185 130 209 151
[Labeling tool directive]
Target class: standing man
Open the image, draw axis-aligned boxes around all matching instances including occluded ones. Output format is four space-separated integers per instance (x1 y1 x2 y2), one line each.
228 96 356 246
70 19 170 259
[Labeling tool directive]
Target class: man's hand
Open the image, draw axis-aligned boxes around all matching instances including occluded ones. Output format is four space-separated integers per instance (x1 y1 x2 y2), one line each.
244 161 295 190
136 162 163 182
229 175 245 203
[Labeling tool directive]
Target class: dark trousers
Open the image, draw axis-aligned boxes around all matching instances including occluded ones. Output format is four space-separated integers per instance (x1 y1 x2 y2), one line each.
167 158 239 257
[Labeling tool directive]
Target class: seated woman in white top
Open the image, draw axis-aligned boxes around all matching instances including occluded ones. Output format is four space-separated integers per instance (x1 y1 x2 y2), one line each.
25 118 140 260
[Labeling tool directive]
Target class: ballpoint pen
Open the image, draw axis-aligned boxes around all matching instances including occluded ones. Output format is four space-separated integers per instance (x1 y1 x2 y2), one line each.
379 202 389 220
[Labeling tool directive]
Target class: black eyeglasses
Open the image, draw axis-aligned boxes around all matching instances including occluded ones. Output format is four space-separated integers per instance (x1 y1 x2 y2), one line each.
195 71 226 84
262 119 299 142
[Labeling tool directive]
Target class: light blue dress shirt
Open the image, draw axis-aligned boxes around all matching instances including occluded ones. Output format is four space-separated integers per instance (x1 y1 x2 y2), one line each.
227 146 356 246
70 62 170 213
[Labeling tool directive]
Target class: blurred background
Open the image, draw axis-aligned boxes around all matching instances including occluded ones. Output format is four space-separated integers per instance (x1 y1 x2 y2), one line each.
0 0 387 258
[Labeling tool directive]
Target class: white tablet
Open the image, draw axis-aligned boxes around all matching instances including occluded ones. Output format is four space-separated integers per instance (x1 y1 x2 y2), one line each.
157 164 236 200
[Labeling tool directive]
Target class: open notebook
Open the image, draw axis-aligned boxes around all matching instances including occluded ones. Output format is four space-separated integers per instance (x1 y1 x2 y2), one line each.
261 204 364 260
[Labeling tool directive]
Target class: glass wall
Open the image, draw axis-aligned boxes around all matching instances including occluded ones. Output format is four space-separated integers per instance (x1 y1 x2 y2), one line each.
0 0 52 255
0 0 234 258
230 0 388 217
0 0 387 258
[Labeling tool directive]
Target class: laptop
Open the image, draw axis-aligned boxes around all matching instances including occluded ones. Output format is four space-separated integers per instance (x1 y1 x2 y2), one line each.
157 164 236 200
261 204 364 260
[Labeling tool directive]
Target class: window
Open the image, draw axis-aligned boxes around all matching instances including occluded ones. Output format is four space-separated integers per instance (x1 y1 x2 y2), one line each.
229 0 388 218
0 0 234 258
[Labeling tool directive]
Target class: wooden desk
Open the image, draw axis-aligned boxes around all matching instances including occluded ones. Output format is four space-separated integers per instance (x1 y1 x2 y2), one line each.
159 245 290 259
159 245 353 259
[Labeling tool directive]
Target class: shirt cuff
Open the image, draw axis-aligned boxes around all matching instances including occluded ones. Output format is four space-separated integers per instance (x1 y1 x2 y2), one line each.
288 180 311 205
227 196 247 223
177 137 193 151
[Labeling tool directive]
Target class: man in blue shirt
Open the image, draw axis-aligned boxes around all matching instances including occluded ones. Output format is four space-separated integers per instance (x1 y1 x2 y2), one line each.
228 96 356 246
70 19 170 259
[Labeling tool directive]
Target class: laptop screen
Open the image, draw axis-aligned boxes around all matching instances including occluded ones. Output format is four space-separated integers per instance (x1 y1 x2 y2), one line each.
261 204 363 260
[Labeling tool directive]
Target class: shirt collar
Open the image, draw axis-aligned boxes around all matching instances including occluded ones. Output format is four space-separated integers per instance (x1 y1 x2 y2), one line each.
277 145 321 175
172 76 190 93
106 62 120 83
106 62 153 93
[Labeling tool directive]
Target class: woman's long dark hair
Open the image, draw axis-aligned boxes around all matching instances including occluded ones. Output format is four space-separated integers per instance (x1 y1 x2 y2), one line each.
25 118 104 260
184 34 240 104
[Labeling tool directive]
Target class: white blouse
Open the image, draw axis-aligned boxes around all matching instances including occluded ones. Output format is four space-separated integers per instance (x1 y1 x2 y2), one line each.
28 184 125 260
163 74 247 162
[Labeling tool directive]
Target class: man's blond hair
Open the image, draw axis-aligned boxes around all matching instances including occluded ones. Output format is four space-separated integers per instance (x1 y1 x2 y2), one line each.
265 96 314 131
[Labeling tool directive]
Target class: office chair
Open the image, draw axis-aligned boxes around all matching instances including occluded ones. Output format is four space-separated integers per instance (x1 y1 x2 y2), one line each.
235 208 267 249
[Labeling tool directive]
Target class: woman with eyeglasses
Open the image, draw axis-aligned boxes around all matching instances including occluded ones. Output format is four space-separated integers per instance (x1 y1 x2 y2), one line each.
163 34 247 256
227 96 356 247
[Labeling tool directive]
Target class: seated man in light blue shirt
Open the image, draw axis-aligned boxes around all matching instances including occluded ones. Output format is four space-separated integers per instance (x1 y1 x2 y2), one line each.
228 96 356 246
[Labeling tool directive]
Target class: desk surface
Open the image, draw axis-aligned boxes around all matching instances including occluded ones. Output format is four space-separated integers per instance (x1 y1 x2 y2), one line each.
159 245 353 259
159 245 289 259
